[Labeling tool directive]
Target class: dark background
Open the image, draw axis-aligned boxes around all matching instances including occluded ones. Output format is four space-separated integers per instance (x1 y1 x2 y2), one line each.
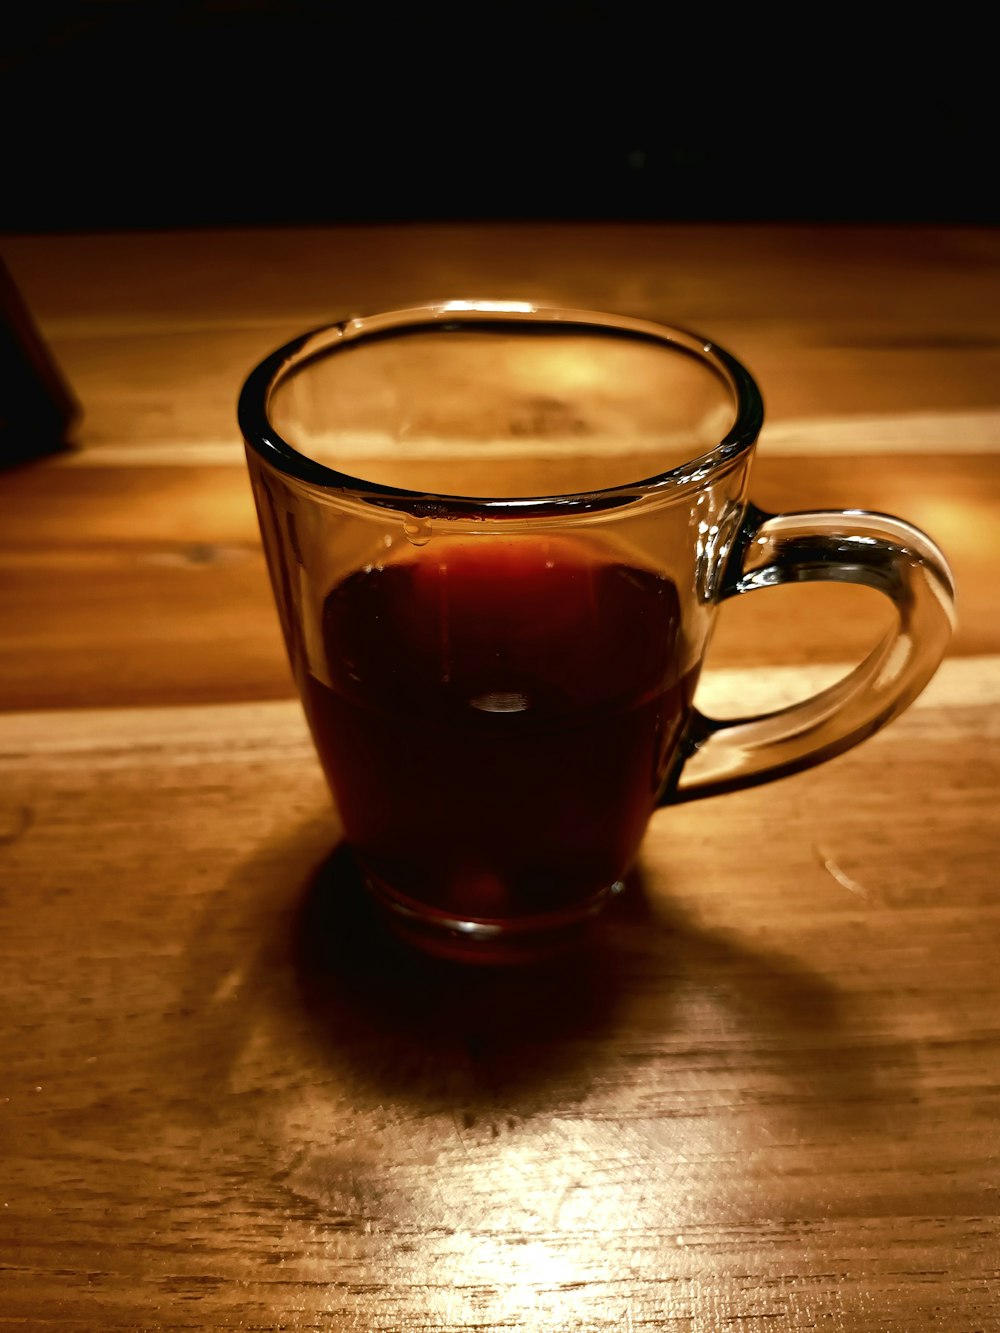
1 1 994 233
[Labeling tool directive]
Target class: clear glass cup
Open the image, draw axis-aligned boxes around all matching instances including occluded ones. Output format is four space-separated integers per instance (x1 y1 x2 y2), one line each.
238 301 955 962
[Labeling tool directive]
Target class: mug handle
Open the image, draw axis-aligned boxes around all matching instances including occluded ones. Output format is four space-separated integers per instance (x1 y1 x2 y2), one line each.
669 504 957 802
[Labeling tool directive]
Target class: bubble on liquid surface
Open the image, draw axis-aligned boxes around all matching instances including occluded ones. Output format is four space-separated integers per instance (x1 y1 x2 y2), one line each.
403 516 432 547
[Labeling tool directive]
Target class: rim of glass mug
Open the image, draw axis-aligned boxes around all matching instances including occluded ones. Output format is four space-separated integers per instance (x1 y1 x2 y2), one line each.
237 300 765 517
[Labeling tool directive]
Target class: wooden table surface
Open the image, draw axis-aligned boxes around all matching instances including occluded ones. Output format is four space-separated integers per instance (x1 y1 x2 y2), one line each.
1 224 998 1331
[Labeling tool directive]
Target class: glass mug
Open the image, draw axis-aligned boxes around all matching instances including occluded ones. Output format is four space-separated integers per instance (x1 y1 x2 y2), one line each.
238 302 955 962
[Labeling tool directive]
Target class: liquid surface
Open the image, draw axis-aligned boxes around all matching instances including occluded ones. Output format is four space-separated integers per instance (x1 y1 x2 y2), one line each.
302 536 696 922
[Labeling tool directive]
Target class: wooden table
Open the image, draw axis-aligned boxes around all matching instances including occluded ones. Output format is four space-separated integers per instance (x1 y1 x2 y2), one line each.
2 225 998 1331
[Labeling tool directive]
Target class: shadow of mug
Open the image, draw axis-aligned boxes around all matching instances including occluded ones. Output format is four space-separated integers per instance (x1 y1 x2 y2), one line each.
275 832 910 1124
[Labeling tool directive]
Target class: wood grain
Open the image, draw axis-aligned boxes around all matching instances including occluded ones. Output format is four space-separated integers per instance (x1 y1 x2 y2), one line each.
0 452 996 711
4 225 1000 453
1 659 998 1330
2 224 998 713
1 224 999 1331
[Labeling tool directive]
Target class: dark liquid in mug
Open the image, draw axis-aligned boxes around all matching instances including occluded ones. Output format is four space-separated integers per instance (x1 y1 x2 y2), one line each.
302 535 697 923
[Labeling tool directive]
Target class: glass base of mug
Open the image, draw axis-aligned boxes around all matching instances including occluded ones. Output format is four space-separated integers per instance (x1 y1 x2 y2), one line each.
364 872 623 965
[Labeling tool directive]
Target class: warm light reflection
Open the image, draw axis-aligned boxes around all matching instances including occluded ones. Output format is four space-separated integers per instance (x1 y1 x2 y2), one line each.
456 1233 595 1322
385 1097 747 1325
266 974 767 1326
441 300 536 314
873 633 914 689
909 495 991 554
